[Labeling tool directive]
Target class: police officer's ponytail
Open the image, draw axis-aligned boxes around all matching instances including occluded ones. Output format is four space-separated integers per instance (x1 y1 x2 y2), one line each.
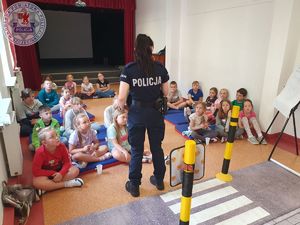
134 34 154 76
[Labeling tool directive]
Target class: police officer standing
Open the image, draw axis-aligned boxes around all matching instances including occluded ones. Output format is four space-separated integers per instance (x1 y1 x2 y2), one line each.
118 34 169 197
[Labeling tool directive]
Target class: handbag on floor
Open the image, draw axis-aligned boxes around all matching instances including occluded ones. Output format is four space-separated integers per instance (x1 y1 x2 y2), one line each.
1 181 39 225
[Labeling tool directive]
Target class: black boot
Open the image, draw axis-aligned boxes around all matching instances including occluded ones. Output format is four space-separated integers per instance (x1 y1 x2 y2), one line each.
125 181 140 197
150 175 164 190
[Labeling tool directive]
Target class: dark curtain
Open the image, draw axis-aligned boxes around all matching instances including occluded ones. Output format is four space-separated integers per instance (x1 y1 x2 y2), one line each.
6 0 135 89
91 10 124 66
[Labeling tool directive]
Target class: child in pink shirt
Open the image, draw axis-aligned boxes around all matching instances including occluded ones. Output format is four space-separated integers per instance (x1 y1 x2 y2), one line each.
238 99 267 145
64 74 77 96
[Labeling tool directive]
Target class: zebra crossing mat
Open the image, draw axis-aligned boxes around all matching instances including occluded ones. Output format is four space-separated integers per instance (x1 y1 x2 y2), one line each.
59 162 300 225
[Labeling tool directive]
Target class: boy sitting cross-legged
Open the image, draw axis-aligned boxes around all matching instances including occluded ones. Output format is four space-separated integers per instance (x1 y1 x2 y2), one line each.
32 127 84 192
29 105 68 152
38 79 60 112
167 81 187 110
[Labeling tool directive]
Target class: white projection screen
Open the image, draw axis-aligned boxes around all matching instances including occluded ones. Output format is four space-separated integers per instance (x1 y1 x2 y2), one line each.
39 10 93 59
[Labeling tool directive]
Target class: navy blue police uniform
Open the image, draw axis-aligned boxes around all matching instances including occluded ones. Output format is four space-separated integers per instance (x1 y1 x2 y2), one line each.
120 61 169 186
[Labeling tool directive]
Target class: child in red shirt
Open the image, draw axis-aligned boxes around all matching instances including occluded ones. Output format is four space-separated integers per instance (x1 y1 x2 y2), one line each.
32 127 84 192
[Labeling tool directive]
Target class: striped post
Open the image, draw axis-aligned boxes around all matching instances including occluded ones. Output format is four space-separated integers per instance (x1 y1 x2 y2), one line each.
216 105 240 182
179 140 196 225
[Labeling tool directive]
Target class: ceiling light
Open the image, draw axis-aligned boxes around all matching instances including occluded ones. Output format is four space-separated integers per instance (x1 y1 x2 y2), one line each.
75 0 86 7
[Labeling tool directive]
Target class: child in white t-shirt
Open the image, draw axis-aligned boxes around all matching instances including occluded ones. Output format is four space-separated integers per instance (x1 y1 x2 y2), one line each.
59 87 72 117
167 81 187 110
68 113 111 168
189 102 218 143
80 76 95 99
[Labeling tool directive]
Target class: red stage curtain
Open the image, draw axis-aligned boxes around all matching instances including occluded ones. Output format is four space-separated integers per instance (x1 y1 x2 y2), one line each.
5 0 135 89
15 45 42 90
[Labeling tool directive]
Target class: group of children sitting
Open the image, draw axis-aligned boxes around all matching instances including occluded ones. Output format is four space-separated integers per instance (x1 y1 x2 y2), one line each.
16 74 153 192
40 72 116 101
17 75 267 193
167 80 267 145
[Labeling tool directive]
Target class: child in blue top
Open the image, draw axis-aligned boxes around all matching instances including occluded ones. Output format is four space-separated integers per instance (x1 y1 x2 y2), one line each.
38 80 60 112
184 81 204 121
186 81 203 107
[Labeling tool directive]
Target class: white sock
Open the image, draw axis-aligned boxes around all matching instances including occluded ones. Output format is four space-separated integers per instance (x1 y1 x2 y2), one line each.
64 178 84 188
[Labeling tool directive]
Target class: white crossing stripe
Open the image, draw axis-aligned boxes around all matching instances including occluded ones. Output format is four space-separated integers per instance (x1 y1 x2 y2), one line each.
189 196 252 225
215 207 270 225
160 179 225 202
169 186 238 214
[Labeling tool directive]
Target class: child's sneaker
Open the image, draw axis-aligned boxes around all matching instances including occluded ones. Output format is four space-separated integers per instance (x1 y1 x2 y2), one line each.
186 107 191 116
183 107 187 117
183 107 192 117
248 136 259 145
37 189 46 196
64 178 84 188
237 135 244 140
142 157 152 164
221 137 227 143
99 152 112 161
211 138 218 143
78 162 87 169
257 136 267 145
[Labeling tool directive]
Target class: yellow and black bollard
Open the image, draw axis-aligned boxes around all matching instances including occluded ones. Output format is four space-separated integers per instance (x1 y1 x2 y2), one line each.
179 140 196 225
216 105 240 182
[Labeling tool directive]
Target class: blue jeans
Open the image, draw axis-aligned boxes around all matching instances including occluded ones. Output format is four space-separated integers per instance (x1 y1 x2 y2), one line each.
96 90 115 98
128 106 166 186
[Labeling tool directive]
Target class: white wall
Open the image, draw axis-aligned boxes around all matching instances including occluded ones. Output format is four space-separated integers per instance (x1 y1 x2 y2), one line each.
277 0 300 137
135 0 166 53
259 0 300 135
177 0 273 115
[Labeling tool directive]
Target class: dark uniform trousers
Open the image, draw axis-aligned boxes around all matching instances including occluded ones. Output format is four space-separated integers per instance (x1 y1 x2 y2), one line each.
128 105 166 186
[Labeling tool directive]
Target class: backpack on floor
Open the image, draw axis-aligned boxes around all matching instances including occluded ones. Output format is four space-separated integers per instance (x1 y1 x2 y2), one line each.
1 181 40 225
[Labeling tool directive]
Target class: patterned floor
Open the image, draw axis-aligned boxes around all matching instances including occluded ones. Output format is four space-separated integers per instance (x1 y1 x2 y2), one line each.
59 162 300 225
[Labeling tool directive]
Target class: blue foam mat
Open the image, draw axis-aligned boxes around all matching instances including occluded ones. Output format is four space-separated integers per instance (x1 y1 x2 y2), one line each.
164 110 187 124
175 123 190 134
52 111 95 125
79 157 119 173
96 126 107 142
165 109 183 115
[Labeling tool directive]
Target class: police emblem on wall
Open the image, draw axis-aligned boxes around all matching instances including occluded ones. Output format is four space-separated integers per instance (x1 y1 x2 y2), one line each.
3 1 46 46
